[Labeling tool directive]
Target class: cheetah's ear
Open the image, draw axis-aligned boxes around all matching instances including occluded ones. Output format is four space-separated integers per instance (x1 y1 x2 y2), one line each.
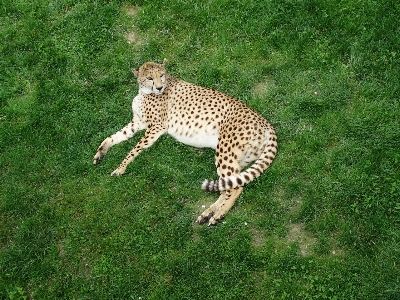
131 68 139 78
160 58 167 66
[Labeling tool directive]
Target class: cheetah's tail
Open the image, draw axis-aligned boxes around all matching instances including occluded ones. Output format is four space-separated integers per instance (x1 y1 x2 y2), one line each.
201 128 278 192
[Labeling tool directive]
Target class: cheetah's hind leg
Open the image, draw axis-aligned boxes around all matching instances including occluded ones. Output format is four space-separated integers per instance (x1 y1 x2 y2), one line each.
196 187 243 226
208 187 243 226
197 192 226 226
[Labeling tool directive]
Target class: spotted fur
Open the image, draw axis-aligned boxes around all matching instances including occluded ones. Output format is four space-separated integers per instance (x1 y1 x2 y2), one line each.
93 60 278 225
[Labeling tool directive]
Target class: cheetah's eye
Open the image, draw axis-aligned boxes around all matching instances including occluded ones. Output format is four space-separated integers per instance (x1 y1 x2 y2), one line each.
147 76 153 80
160 73 164 77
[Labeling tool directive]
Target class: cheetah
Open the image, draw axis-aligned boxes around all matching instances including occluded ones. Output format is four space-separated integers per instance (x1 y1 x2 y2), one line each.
93 60 278 226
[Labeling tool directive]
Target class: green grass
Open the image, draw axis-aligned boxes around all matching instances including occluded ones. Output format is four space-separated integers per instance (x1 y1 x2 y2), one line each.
1 0 399 298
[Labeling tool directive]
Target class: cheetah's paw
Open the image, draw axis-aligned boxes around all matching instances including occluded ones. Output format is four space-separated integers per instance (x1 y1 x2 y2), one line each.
196 207 223 226
196 212 214 225
111 167 125 176
93 152 104 165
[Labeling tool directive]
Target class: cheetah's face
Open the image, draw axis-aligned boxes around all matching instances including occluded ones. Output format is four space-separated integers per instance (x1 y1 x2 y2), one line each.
132 60 167 95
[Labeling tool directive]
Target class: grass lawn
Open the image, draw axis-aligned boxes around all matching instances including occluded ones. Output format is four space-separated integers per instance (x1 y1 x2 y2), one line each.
1 0 399 299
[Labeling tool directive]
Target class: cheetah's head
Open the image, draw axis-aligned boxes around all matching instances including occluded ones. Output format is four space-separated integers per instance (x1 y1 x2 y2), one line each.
132 59 167 95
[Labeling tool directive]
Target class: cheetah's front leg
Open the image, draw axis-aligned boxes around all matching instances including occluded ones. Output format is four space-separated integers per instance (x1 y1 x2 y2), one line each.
93 120 138 165
110 124 167 176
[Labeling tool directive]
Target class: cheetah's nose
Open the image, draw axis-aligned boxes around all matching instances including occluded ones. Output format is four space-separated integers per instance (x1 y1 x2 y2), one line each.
156 86 163 91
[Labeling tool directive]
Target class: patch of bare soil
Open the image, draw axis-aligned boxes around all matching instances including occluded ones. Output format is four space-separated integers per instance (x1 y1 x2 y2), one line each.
121 5 144 47
252 77 276 96
286 223 317 256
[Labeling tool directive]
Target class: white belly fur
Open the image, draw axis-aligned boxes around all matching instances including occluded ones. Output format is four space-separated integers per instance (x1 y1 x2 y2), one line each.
132 93 218 149
168 129 218 149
